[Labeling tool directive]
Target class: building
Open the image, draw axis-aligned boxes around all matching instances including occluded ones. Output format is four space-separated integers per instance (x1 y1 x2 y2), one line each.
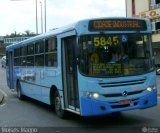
126 0 160 65
0 36 34 56
0 36 5 56
0 36 4 46
3 36 29 46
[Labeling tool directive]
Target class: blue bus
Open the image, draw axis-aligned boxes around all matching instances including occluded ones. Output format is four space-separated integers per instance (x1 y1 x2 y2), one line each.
6 17 157 118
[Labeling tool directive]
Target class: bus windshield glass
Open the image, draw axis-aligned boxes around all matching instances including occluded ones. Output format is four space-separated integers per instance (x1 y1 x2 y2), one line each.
79 34 154 77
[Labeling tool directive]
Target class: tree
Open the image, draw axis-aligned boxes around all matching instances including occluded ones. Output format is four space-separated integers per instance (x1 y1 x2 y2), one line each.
24 30 31 36
5 30 36 38
24 30 36 36
10 31 20 37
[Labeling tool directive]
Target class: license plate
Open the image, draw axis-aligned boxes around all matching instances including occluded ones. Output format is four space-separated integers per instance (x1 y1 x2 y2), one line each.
119 99 132 105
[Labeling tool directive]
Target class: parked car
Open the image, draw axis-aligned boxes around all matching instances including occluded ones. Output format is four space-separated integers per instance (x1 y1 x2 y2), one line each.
1 56 6 68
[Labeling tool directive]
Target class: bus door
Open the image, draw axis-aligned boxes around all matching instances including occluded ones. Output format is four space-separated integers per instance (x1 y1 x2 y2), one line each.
62 36 80 111
8 51 14 89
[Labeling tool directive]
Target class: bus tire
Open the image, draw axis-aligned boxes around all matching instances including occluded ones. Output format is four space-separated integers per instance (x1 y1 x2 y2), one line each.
54 91 67 118
17 81 24 100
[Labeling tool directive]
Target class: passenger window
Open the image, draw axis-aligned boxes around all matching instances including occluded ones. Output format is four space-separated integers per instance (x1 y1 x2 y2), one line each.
35 40 44 54
45 53 57 67
20 57 26 66
14 58 20 66
14 48 20 57
14 48 20 66
45 37 57 52
27 56 34 66
35 55 44 66
21 46 27 56
27 44 34 55
45 37 57 67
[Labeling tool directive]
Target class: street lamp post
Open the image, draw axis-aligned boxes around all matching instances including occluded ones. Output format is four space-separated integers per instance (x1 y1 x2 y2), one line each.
44 0 46 32
36 0 38 34
40 1 43 33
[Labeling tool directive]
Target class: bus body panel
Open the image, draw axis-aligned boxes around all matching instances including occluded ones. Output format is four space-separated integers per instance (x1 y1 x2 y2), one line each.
12 66 64 104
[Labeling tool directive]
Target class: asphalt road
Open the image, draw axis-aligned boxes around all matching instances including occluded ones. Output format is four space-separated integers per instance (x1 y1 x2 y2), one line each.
0 66 160 133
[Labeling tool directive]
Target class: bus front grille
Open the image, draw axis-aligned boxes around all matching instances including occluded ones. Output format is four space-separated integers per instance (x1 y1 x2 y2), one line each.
103 90 144 98
99 78 146 88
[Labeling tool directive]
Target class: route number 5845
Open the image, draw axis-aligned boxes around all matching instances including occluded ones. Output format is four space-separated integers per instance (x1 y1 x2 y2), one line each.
93 36 119 46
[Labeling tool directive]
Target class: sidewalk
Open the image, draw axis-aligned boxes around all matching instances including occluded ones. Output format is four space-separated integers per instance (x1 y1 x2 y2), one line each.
0 90 4 104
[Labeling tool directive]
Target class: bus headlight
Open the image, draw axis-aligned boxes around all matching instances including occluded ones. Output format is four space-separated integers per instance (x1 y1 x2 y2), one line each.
147 86 156 92
83 91 100 99
93 93 100 99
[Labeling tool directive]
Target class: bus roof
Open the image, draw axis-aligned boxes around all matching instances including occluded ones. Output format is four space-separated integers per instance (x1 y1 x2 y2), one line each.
6 17 150 50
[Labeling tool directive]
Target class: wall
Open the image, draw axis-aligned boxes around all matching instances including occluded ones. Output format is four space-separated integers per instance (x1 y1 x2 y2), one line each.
126 0 149 17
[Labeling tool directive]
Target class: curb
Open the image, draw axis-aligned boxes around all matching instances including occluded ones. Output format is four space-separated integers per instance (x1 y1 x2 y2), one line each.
0 91 4 104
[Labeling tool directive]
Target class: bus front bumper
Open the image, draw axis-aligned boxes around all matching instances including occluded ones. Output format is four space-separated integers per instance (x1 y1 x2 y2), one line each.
80 90 157 116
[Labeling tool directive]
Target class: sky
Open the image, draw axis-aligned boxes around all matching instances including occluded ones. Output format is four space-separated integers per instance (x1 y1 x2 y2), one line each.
0 0 126 36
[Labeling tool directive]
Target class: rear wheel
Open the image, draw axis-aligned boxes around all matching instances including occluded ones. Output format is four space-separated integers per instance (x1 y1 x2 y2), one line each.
17 81 24 100
54 91 67 118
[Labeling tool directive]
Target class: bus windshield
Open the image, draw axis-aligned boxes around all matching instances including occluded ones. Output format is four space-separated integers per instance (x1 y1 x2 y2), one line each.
79 34 154 77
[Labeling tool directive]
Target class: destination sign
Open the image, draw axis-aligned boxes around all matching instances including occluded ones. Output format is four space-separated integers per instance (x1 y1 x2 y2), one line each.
88 19 147 31
92 63 122 75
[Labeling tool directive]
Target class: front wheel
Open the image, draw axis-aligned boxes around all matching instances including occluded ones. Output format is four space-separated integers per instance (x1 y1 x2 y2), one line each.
54 91 67 118
17 81 24 100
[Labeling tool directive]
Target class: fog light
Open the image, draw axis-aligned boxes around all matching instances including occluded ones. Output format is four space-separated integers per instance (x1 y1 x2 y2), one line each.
143 100 149 105
100 106 106 111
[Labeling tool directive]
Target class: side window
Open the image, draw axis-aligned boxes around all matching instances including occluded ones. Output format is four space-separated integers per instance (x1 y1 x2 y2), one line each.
45 37 57 67
14 48 20 66
35 55 44 66
14 58 20 66
20 57 26 66
27 56 34 66
27 44 34 55
35 40 44 54
19 46 27 66
35 40 44 66
27 44 34 66
21 46 27 56
45 54 57 67
14 48 20 57
45 37 57 52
